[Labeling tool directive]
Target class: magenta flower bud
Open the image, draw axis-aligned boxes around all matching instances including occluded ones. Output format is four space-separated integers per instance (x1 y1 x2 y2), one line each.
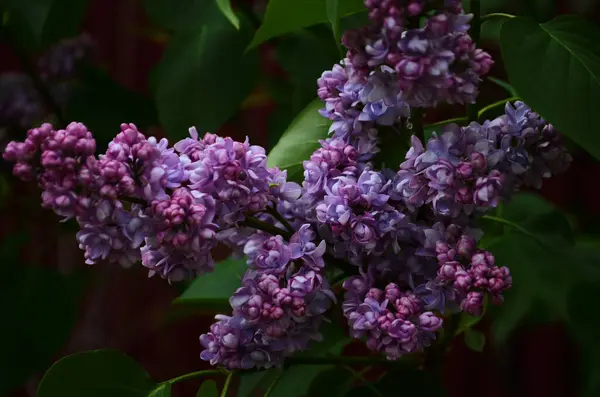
385 283 402 302
456 235 476 258
460 291 485 316
366 287 384 302
454 269 472 291
471 251 495 268
470 152 487 170
418 312 443 332
407 1 423 16
438 261 461 280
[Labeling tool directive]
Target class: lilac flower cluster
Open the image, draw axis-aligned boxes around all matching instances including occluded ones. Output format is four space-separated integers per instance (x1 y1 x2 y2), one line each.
343 0 492 107
200 225 334 369
316 0 492 161
1 0 572 371
3 122 297 282
343 276 442 360
391 101 572 218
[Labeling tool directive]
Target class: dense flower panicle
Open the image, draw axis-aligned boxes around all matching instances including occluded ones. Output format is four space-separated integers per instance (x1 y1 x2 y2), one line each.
201 225 334 369
75 198 144 267
317 60 409 157
141 188 218 281
343 276 443 359
4 122 96 217
340 0 491 107
414 223 512 316
390 101 571 217
3 122 298 282
183 129 294 225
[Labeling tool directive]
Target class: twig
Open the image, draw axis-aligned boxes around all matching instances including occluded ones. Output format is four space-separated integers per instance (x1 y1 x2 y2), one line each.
266 205 295 234
240 216 292 239
220 371 233 397
117 195 147 206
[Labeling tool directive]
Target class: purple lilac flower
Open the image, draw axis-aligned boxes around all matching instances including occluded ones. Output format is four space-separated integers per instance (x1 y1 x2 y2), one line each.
202 227 334 369
343 279 443 359
184 132 280 225
389 101 570 217
341 0 491 107
142 188 218 281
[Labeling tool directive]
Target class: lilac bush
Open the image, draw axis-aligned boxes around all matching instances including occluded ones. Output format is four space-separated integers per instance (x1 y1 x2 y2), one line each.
2 0 571 371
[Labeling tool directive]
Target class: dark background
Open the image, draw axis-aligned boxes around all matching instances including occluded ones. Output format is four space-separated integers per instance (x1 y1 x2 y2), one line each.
1 0 600 396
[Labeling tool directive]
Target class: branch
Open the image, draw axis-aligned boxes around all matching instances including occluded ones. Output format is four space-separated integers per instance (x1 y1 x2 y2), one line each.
240 216 292 239
266 205 295 234
117 195 147 206
410 107 425 142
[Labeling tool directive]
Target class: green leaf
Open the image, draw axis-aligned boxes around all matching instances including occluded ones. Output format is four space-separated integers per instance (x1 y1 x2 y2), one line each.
373 126 410 169
274 27 340 111
487 77 518 97
143 0 218 32
216 0 240 29
0 235 82 397
464 329 486 352
150 383 172 397
487 233 575 343
40 0 90 47
481 16 509 43
423 117 468 141
500 15 600 160
248 0 365 49
154 14 259 138
267 99 331 182
268 322 351 397
500 192 556 222
173 257 247 312
307 367 354 397
65 66 158 151
37 350 155 397
3 0 52 49
326 0 343 56
237 368 282 397
196 380 219 397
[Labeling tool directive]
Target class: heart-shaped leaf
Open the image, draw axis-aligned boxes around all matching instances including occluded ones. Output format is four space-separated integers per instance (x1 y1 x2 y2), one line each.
173 257 247 312
249 0 365 49
37 350 155 397
501 15 600 160
267 99 331 182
